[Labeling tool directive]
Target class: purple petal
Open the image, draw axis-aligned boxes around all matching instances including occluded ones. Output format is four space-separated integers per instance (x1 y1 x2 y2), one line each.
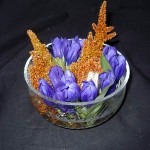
64 37 83 66
39 79 54 98
115 57 126 80
99 70 115 90
110 56 118 70
106 47 117 62
61 70 76 83
49 66 64 88
81 81 98 102
62 38 69 48
64 81 80 102
103 45 109 55
106 82 117 95
52 37 63 58
79 39 84 47
53 91 65 101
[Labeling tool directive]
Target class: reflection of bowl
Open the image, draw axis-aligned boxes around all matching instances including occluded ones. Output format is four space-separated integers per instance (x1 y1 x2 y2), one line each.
24 43 130 129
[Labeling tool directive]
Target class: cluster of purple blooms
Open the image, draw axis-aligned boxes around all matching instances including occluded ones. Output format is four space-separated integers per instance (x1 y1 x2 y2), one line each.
51 36 84 66
39 37 126 113
100 45 126 95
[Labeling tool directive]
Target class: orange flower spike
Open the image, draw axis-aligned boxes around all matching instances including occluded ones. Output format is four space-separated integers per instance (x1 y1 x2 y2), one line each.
27 30 52 66
70 1 117 85
27 30 53 89
70 57 103 85
92 0 116 43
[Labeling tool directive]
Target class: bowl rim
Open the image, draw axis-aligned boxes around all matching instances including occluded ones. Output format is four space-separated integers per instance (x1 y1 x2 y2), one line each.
24 43 130 106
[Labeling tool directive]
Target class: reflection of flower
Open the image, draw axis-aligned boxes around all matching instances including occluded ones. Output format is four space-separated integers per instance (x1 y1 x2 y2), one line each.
81 81 98 102
103 45 126 81
99 70 115 90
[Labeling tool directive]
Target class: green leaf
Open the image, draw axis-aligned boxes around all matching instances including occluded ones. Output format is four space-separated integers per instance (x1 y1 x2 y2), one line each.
76 102 103 120
85 102 102 118
76 106 88 119
52 57 66 70
100 53 112 72
66 65 70 70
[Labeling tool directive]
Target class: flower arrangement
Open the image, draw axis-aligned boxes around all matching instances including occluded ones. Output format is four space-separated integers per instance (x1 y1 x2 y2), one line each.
25 1 129 129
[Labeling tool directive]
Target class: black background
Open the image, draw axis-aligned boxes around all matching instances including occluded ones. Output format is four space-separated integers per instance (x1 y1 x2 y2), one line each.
0 0 150 149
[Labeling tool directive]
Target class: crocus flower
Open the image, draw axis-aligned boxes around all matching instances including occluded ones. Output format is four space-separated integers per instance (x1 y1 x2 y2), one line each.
51 37 69 58
99 70 115 90
64 36 84 66
81 81 98 102
54 81 80 102
49 66 64 88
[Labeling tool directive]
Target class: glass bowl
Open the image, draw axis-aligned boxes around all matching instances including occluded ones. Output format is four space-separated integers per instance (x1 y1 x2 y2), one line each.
24 44 130 129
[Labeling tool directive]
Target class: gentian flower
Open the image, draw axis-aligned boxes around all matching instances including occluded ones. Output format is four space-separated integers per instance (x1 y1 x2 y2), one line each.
39 79 55 106
54 81 80 102
49 66 64 88
39 79 54 98
106 82 117 95
64 36 84 66
103 45 126 81
99 70 115 90
81 81 98 102
51 37 69 58
61 70 76 83
103 45 117 62
39 69 80 113
49 66 80 102
110 55 126 81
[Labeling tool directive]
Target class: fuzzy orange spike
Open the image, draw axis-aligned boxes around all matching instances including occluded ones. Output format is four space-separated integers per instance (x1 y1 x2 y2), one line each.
70 1 116 85
92 0 116 43
27 30 53 89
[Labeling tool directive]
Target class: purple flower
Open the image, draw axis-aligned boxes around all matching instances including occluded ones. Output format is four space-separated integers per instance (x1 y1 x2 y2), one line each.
51 37 69 58
49 66 80 102
61 70 76 83
49 66 64 88
39 79 54 98
103 45 126 81
64 36 84 66
81 81 98 102
54 81 80 102
110 55 126 81
99 70 116 90
106 82 117 95
39 79 55 106
103 45 117 62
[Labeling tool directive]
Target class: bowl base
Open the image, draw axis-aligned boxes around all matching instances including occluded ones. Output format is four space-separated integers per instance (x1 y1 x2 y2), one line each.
30 95 117 129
